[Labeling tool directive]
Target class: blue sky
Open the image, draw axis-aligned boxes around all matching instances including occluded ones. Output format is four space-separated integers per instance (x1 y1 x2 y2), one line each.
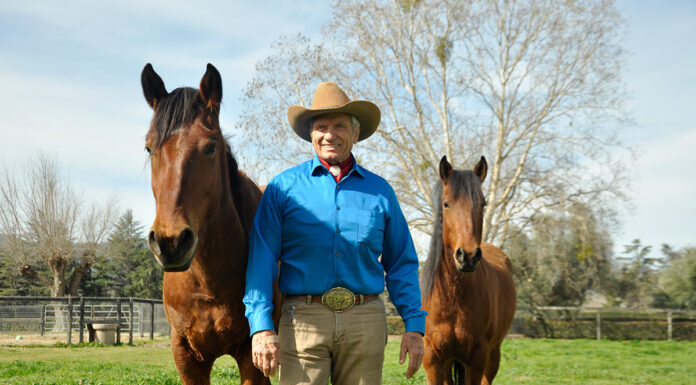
0 1 694 257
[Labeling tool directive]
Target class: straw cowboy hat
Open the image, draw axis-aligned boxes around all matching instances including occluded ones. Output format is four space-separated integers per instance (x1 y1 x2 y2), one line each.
287 82 381 142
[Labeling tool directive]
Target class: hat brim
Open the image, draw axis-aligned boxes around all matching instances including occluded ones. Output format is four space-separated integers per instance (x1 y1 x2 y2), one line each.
287 100 380 142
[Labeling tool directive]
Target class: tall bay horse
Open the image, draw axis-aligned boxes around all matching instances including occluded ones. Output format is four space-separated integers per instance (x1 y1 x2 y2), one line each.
421 156 516 385
141 63 279 385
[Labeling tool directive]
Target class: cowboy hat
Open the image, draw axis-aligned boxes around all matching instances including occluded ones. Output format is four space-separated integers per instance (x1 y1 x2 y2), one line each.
287 82 381 142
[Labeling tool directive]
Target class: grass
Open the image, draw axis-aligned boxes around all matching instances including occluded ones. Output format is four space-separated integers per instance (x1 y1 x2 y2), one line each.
0 338 694 384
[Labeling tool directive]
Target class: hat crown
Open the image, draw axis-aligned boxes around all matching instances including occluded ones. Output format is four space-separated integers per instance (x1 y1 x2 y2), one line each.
311 82 351 109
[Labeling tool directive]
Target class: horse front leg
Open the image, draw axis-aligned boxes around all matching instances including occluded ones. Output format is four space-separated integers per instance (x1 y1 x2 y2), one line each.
171 333 214 385
481 345 501 385
466 347 488 385
423 347 454 385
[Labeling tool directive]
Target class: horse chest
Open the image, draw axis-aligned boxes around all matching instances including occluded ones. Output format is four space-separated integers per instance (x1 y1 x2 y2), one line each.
165 298 245 347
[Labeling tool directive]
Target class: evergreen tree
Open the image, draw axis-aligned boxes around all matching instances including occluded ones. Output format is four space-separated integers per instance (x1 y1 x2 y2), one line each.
102 210 162 298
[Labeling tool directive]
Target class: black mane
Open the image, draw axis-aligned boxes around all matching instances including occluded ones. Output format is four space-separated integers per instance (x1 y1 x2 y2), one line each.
150 87 205 148
420 170 485 298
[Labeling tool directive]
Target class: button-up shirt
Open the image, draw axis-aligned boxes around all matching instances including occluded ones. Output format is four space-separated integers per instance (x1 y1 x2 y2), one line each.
243 154 427 335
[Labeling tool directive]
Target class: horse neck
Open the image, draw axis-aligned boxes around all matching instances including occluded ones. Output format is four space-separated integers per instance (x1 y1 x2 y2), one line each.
187 177 248 289
436 247 483 297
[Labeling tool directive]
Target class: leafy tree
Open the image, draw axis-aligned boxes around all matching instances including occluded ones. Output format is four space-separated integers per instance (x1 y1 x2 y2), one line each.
606 239 662 308
506 203 613 308
0 252 49 296
654 246 696 309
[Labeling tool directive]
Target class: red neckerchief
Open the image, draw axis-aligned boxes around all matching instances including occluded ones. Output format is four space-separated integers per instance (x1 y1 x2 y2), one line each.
319 155 354 183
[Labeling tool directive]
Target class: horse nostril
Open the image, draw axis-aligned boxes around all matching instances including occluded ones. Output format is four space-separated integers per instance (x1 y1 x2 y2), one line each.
473 248 482 263
455 248 464 262
148 230 161 255
177 228 194 254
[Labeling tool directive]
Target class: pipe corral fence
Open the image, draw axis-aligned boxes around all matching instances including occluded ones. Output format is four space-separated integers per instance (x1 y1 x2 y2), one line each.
0 296 170 345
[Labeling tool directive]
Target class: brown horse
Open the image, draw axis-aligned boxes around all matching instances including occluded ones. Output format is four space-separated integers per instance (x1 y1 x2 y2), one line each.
421 156 516 385
141 63 278 385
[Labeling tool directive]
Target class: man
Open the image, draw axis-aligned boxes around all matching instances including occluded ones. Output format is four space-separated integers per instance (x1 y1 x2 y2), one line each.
243 81 426 384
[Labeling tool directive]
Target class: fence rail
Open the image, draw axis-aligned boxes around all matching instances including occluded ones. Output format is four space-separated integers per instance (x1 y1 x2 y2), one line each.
3 297 696 344
0 296 170 345
512 306 696 341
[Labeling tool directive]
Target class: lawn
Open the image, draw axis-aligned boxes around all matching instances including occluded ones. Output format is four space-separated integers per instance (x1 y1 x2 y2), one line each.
0 338 694 384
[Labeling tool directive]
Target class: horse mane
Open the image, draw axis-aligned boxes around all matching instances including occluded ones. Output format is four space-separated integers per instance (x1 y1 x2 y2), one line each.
149 87 253 236
420 170 486 298
150 87 204 148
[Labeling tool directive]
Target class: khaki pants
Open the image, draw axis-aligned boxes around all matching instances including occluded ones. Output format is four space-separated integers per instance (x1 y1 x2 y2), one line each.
277 296 387 385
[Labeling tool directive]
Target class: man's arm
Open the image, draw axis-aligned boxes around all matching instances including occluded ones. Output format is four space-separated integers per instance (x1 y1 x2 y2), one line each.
243 181 284 377
380 187 427 377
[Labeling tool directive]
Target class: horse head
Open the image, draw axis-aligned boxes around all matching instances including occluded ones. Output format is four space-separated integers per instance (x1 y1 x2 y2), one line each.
439 155 487 273
141 63 230 272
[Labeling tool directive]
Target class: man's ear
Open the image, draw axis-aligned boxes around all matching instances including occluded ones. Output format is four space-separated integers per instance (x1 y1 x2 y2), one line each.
353 126 361 143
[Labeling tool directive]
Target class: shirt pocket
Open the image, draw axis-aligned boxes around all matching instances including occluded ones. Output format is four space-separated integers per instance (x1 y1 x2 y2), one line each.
357 209 385 252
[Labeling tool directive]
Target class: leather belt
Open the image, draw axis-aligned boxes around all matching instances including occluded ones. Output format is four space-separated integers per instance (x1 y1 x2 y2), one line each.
286 287 379 312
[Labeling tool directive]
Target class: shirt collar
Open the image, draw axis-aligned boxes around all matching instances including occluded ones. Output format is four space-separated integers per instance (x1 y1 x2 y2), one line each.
311 154 365 178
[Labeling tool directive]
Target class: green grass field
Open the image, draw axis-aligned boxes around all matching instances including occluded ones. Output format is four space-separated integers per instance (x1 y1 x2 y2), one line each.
0 338 694 384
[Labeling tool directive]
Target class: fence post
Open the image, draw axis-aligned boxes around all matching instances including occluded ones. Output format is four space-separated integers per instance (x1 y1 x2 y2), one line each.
67 296 73 345
596 310 601 341
79 297 85 344
150 300 155 340
40 304 46 336
667 311 673 341
116 298 122 344
128 298 134 345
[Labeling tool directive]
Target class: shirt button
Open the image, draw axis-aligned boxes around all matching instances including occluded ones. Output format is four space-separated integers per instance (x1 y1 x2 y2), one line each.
336 206 340 210
335 253 339 257
336 229 340 233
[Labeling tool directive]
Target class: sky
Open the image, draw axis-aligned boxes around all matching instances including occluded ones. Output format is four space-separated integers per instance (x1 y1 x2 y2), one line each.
0 0 694 258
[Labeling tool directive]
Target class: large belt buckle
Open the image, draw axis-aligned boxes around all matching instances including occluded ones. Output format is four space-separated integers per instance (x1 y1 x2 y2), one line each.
321 287 356 312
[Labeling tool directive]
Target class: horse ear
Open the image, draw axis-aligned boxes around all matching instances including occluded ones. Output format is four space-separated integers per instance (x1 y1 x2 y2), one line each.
141 63 167 110
474 156 487 182
439 155 453 182
200 63 222 112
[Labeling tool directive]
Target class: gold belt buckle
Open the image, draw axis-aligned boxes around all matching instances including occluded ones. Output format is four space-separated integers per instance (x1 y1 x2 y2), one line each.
321 287 356 312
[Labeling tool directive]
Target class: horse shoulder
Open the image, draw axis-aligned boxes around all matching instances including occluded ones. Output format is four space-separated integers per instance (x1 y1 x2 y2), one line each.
481 242 512 272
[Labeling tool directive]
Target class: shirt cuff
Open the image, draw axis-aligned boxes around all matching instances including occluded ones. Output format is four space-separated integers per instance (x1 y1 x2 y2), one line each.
403 313 426 335
248 311 275 336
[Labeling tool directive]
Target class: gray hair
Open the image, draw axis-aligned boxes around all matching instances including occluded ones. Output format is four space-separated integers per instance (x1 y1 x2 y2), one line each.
309 114 361 133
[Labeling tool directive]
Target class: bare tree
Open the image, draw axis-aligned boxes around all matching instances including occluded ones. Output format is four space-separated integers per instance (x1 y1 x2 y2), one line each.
0 154 117 297
237 0 631 245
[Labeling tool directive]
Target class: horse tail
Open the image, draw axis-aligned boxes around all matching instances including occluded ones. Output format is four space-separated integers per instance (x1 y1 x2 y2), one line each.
453 360 466 385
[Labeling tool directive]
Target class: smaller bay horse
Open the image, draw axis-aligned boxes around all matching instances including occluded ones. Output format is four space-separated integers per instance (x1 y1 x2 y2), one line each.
421 156 516 385
141 63 279 385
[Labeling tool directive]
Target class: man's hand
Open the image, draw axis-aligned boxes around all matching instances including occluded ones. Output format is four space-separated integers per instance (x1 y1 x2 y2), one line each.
399 331 424 378
251 330 280 377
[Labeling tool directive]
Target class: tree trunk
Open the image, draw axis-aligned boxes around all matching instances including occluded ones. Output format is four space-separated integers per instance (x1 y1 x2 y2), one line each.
48 255 68 297
68 256 94 296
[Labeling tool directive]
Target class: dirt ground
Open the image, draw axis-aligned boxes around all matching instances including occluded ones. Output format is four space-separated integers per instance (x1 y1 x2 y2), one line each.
0 333 169 346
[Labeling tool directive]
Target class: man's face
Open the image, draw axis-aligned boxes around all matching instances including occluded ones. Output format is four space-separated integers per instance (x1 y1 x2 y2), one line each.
310 112 360 164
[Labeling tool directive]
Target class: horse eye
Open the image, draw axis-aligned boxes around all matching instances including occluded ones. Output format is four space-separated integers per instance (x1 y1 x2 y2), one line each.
204 143 217 156
145 145 152 154
443 202 450 208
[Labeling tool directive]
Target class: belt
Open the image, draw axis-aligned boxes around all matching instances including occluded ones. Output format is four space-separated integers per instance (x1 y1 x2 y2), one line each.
286 287 379 312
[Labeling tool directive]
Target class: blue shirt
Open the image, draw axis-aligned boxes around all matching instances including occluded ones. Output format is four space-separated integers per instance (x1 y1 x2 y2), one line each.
243 155 426 335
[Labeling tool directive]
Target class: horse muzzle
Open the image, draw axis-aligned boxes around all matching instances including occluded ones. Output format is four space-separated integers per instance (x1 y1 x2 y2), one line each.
455 247 482 273
148 227 198 272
